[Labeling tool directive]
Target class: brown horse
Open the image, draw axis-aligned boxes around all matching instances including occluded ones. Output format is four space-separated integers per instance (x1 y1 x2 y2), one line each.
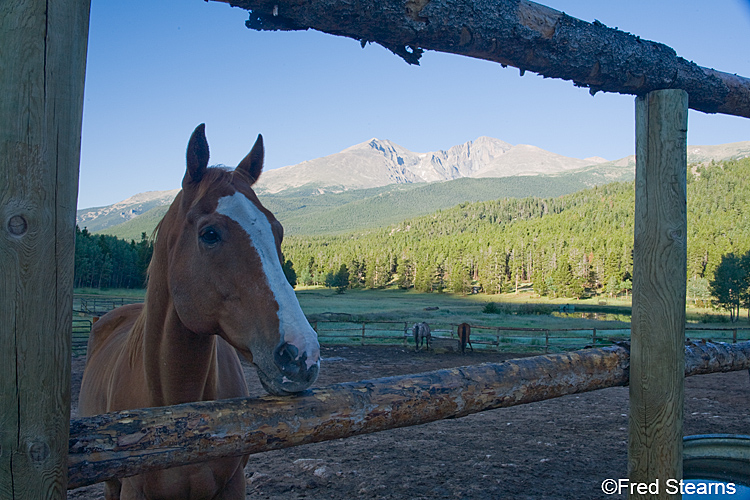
79 124 321 500
457 322 473 353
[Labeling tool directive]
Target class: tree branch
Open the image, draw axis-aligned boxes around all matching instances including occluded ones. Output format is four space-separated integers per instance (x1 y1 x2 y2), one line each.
211 0 750 119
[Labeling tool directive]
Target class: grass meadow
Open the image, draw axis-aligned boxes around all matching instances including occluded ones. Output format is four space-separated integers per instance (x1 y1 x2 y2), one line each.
73 285 750 339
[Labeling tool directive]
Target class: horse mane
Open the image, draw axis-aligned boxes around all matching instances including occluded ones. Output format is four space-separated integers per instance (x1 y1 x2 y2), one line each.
126 209 170 367
127 305 148 367
191 166 234 208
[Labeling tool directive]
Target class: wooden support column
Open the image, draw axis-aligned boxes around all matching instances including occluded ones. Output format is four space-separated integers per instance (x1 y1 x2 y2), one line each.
0 1 90 498
629 89 688 498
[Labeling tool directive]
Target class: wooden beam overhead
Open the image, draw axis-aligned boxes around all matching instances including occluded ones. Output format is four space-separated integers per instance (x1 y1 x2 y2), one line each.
211 0 750 119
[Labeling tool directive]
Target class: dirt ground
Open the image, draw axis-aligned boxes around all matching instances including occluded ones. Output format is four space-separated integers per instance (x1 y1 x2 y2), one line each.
69 345 750 499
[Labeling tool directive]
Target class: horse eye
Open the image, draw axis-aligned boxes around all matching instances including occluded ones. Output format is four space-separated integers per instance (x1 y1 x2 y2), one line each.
199 228 221 246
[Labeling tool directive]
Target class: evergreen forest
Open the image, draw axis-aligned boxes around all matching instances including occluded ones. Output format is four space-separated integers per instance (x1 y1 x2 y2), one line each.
74 227 153 289
76 157 750 312
282 157 750 302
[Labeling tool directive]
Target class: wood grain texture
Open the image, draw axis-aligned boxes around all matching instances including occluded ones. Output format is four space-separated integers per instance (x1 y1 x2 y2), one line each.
629 89 688 498
67 340 750 489
212 0 750 118
0 0 90 498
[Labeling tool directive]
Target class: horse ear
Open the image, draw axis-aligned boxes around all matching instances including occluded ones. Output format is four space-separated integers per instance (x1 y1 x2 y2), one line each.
184 123 209 188
236 134 264 185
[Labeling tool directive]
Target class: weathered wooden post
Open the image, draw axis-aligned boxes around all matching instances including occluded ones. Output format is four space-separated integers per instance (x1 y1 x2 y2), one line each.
629 89 688 498
0 1 90 497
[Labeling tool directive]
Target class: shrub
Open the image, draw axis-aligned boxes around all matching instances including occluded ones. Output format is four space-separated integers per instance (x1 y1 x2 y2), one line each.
483 302 501 314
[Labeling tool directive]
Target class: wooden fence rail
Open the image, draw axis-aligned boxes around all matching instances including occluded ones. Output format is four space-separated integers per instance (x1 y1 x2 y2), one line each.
71 319 92 354
308 320 750 352
67 340 750 489
69 315 750 354
73 296 141 316
71 296 750 351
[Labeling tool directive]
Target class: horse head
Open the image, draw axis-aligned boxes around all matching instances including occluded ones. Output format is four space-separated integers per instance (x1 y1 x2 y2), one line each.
156 124 320 395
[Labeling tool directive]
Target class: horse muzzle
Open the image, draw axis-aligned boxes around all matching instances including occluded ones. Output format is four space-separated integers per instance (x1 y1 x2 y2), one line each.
256 341 320 395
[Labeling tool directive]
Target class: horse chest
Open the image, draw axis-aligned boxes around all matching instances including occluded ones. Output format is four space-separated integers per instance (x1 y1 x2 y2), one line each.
126 457 246 500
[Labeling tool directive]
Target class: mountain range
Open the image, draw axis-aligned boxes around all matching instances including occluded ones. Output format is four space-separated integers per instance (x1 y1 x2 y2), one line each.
77 137 750 237
253 136 609 194
76 189 180 233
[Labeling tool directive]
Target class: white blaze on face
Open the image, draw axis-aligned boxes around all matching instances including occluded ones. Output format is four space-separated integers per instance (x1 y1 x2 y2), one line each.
216 192 320 368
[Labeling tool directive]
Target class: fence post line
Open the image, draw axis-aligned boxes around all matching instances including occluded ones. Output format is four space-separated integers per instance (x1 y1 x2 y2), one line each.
361 323 366 346
629 89 688 498
545 330 550 354
404 322 408 348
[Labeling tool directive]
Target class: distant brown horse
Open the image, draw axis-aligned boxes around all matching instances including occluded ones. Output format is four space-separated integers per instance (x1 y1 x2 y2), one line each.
79 124 320 500
413 322 431 351
457 322 473 353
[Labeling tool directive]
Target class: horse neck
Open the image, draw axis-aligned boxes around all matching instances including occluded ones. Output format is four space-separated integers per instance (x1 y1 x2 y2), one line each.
142 302 220 407
136 209 220 407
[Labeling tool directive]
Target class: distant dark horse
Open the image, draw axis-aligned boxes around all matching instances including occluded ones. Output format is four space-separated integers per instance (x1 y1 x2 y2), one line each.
457 322 473 353
413 322 431 351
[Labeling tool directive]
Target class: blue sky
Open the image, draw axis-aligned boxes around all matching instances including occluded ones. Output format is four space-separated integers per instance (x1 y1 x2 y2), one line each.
78 0 750 209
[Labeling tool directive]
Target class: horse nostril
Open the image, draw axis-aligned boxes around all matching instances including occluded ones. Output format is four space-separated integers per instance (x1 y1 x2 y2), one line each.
259 342 319 395
275 342 297 363
274 342 304 378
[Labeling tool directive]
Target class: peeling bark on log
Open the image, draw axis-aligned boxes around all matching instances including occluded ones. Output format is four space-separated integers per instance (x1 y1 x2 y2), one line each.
209 0 750 119
684 339 750 376
68 341 750 489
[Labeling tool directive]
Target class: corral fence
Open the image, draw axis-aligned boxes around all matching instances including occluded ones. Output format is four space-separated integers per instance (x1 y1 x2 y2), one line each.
69 298 750 354
5 0 750 493
73 295 142 316
311 321 750 353
72 319 92 355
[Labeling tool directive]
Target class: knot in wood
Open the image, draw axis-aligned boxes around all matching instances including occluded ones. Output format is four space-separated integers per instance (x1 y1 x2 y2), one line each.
28 440 50 464
668 228 685 243
7 215 28 236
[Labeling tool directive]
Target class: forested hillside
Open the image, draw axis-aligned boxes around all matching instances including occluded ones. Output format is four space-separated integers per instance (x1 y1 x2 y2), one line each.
282 157 750 299
97 168 633 240
74 157 750 301
74 227 153 289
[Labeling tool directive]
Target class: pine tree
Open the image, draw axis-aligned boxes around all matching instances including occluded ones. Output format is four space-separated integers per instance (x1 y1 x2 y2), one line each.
282 259 298 287
709 253 746 321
